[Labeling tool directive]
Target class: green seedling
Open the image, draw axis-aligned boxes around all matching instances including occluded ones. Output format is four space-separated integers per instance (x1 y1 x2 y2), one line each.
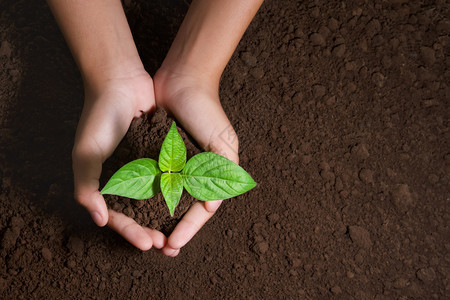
101 122 257 216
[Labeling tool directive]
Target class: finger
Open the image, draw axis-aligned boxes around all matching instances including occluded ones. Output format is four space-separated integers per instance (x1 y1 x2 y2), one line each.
143 227 167 249
165 201 217 251
75 191 109 227
162 200 222 257
107 209 153 251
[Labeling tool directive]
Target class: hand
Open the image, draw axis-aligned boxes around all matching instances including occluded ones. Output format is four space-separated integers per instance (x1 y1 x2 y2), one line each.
154 68 239 257
72 72 166 251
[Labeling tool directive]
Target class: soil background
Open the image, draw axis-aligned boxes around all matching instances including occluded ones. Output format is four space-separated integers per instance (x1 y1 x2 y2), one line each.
1 0 449 298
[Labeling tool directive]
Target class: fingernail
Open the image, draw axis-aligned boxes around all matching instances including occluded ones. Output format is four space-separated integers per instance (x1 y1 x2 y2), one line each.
90 211 102 226
166 248 179 257
205 200 223 212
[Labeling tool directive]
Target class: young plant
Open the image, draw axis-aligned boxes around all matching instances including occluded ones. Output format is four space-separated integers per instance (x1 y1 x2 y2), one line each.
101 122 256 216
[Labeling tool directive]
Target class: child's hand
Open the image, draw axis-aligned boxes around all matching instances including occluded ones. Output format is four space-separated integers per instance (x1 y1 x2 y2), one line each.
154 69 239 257
72 72 166 251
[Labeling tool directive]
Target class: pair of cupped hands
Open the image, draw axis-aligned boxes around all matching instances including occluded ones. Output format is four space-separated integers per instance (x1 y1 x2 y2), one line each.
72 68 238 257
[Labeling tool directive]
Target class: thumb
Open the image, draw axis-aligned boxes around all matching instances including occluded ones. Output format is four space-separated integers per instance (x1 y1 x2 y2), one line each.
71 98 132 227
72 146 109 227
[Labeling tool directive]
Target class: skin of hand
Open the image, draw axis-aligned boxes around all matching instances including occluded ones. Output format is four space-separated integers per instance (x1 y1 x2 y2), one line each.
47 0 166 251
72 73 167 251
154 0 263 257
154 70 239 257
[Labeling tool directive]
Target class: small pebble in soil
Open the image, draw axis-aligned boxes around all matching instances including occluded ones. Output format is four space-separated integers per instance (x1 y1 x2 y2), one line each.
225 229 233 239
351 143 370 160
345 61 356 71
312 84 326 98
328 18 339 32
112 201 123 212
66 260 76 269
254 234 264 243
393 278 409 289
293 27 304 37
360 39 368 52
0 41 11 58
250 67 265 79
1 228 19 250
420 46 436 66
11 216 25 231
320 170 335 182
359 66 368 78
67 236 84 257
291 258 301 268
416 267 436 283
131 199 145 208
428 174 439 184
41 247 52 261
391 184 414 213
252 241 269 255
310 7 320 18
292 91 303 104
386 168 396 178
335 177 344 192
301 155 312 164
267 213 279 224
348 226 372 249
332 44 346 57
326 96 336 105
331 285 342 295
346 82 357 93
382 55 392 68
123 206 135 219
366 19 382 37
372 72 385 88
320 162 330 171
309 33 326 47
319 26 331 39
390 38 400 51
355 253 364 264
240 51 257 67
0 277 6 292
359 168 374 184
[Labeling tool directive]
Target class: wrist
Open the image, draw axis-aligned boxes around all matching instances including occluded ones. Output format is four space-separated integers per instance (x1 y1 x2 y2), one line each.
81 55 146 89
157 56 221 91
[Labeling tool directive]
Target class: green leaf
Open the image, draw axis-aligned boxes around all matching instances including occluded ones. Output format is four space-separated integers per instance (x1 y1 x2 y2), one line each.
100 158 161 200
158 122 186 172
161 173 183 216
182 152 257 201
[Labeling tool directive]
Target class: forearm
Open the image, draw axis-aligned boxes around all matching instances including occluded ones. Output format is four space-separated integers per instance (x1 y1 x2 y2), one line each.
162 0 263 84
47 0 144 89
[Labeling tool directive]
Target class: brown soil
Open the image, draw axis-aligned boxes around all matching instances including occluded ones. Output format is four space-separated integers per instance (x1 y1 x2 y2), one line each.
1 0 449 298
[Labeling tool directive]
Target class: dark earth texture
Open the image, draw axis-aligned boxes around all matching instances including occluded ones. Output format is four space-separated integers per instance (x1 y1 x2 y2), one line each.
1 0 449 298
